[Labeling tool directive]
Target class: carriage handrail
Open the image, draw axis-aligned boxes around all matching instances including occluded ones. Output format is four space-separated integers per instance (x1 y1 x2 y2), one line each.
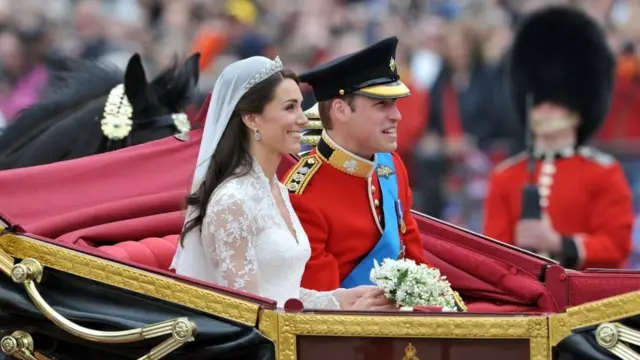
5 256 197 360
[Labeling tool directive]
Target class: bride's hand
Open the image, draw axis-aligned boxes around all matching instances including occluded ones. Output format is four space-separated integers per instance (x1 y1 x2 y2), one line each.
334 286 397 310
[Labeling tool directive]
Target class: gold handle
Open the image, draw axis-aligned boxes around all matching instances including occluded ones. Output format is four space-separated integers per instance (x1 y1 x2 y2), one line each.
8 258 197 359
0 330 40 360
596 322 640 360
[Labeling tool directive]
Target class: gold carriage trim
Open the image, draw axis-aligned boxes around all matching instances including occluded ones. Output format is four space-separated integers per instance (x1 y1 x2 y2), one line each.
260 312 550 360
549 291 640 350
283 154 322 195
0 233 261 326
2 251 197 359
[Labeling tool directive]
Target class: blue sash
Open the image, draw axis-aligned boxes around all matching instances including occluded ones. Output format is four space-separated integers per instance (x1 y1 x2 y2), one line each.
341 152 403 288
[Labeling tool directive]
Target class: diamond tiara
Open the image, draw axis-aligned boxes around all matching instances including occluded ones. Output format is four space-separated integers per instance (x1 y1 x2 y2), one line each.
244 56 284 90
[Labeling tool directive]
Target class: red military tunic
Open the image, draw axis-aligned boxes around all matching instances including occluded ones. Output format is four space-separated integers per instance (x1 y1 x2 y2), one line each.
483 147 633 269
282 132 428 291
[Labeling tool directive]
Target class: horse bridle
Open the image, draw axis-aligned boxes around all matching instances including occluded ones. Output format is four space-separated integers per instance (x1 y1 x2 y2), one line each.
100 84 191 143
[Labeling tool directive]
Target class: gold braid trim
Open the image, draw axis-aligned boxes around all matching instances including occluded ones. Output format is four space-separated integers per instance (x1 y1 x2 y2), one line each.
283 155 322 195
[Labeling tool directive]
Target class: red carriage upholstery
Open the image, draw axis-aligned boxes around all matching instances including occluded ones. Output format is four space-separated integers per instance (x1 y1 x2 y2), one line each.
564 269 640 307
0 132 635 313
419 227 559 313
96 235 180 270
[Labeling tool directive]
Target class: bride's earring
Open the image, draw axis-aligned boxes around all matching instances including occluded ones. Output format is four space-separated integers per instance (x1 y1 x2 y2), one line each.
254 128 261 141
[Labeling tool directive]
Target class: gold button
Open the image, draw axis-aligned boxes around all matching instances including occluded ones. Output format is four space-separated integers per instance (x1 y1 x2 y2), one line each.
371 185 376 193
339 89 345 95
374 199 380 207
307 158 316 165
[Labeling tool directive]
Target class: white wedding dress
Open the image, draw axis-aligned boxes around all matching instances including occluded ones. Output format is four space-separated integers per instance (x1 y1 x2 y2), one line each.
198 159 340 309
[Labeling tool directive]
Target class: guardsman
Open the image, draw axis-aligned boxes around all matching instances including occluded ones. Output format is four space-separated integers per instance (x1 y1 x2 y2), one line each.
282 37 430 291
483 6 634 270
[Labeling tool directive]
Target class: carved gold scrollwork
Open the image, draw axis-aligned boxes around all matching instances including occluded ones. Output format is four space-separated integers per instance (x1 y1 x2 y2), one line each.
596 322 640 360
8 257 197 360
1 330 41 360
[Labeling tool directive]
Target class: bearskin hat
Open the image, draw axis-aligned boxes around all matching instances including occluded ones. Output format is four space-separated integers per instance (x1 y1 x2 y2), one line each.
509 6 615 145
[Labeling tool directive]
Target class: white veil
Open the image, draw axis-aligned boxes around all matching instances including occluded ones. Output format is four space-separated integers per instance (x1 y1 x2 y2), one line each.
170 56 284 276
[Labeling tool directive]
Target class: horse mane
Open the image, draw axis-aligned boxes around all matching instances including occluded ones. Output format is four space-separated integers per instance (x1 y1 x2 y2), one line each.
0 54 199 169
146 55 199 113
2 53 200 170
0 59 122 160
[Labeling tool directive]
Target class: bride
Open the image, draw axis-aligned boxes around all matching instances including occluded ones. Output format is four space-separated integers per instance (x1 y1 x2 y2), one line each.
170 56 394 310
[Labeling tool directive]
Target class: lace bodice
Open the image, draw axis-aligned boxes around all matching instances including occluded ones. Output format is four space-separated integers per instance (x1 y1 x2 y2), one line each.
200 160 340 309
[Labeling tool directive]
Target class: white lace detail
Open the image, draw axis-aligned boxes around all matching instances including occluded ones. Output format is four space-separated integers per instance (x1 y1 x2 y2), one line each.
201 159 340 309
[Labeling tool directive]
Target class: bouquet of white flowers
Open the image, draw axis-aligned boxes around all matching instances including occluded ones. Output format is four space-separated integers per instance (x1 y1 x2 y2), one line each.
370 258 463 311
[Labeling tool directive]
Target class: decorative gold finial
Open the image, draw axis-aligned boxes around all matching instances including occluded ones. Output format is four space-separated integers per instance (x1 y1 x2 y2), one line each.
402 342 419 360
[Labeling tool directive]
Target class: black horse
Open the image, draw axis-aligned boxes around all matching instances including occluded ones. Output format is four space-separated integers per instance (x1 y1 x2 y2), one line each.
0 52 200 170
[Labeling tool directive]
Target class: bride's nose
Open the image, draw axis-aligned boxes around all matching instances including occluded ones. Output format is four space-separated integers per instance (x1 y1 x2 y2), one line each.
297 112 309 126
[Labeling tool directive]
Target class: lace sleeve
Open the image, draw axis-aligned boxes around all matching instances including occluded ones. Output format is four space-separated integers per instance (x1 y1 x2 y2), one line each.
204 193 261 295
298 288 341 309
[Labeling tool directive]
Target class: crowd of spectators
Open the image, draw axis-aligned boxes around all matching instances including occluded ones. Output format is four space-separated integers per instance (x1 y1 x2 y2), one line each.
1 0 640 266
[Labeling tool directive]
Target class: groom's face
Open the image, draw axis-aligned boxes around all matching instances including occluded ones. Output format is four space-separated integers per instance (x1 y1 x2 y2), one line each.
346 95 402 155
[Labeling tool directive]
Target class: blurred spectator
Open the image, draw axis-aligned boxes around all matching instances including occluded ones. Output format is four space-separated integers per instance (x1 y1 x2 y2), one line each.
0 28 49 122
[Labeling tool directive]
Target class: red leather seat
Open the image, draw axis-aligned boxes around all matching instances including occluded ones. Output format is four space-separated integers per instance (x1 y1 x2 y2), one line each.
96 235 179 271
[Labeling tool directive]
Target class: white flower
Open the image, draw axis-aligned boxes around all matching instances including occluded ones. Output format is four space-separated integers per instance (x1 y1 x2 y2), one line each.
370 258 463 310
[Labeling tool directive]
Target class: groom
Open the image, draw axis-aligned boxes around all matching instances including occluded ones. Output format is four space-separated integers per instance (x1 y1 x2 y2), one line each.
282 36 430 291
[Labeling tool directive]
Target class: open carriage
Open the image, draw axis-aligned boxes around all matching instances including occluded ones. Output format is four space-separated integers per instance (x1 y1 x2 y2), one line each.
0 117 639 360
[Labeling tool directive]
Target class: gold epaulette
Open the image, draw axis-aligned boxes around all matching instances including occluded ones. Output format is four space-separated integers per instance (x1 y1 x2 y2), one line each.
578 147 615 167
494 152 527 173
283 154 322 195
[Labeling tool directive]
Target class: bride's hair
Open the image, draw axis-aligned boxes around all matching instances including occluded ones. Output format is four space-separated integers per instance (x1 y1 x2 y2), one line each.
180 69 299 245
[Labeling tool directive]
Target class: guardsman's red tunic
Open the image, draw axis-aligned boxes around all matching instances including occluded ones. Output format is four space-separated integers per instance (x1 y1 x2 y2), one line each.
483 147 633 269
282 132 428 291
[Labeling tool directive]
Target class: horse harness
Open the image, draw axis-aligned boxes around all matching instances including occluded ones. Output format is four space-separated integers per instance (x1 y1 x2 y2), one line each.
100 84 191 146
